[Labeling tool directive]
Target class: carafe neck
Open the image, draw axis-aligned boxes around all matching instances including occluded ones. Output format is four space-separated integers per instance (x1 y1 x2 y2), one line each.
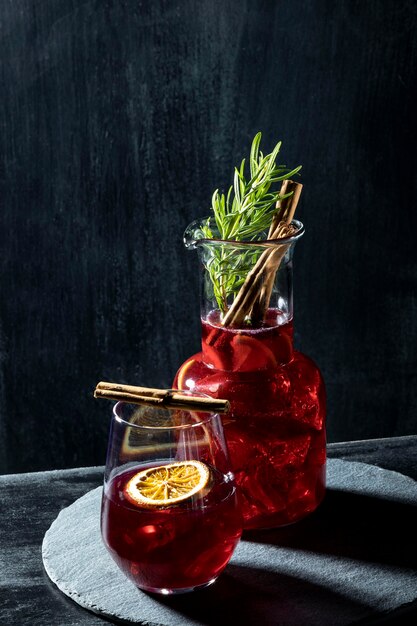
201 310 294 372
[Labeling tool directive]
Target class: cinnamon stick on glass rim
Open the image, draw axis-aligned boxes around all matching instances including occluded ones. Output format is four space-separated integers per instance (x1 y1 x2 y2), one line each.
94 382 230 413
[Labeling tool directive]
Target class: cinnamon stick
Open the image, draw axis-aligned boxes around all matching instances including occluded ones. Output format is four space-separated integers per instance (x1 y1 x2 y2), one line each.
268 179 303 237
94 382 230 413
222 180 302 327
249 221 298 323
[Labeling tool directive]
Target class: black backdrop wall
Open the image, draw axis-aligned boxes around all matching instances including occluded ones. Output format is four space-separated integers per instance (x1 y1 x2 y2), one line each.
1 0 416 473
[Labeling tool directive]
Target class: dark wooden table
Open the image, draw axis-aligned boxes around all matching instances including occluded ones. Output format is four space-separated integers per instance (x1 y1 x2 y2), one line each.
1 436 416 625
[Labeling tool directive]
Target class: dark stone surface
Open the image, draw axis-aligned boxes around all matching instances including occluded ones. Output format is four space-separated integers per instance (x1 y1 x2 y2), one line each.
327 435 417 481
1 436 416 625
41 459 417 626
1 1 417 474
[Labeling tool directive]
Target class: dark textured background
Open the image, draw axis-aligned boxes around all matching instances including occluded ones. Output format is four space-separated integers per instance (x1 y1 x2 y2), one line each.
1 0 416 474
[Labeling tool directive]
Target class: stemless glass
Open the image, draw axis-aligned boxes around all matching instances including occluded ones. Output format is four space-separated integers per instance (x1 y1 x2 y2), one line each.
100 392 242 595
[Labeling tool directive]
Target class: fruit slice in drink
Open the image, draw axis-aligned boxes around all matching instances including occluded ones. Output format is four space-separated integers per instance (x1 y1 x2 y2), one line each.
231 334 277 371
101 462 242 592
124 460 210 508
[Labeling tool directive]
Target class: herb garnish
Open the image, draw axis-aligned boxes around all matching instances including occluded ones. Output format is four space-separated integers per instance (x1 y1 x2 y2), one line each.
199 133 301 313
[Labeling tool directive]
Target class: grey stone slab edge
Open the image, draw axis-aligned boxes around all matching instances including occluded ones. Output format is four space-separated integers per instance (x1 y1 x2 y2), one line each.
42 459 417 626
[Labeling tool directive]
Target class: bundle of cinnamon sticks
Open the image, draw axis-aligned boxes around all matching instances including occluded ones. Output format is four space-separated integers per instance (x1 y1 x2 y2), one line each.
222 179 302 327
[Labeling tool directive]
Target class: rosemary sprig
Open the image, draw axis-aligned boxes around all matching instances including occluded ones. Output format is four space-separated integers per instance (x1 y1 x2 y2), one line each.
200 133 301 313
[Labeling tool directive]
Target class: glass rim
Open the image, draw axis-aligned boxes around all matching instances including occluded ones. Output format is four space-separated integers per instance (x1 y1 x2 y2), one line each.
112 391 219 431
184 218 304 249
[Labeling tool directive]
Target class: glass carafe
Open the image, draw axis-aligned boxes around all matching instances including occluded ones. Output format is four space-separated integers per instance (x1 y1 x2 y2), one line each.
173 218 326 530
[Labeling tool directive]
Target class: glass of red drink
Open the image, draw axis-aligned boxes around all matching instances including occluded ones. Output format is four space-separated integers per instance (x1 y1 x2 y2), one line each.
101 394 242 595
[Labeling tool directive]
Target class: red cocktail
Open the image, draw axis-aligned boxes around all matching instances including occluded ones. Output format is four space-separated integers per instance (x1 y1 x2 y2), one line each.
101 463 241 592
100 398 242 594
174 309 326 530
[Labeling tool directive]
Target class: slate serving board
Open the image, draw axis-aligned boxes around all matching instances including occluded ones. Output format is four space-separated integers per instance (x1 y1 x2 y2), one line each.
42 459 417 625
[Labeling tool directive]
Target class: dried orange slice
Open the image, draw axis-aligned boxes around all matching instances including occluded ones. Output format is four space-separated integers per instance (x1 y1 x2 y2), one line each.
124 460 210 508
